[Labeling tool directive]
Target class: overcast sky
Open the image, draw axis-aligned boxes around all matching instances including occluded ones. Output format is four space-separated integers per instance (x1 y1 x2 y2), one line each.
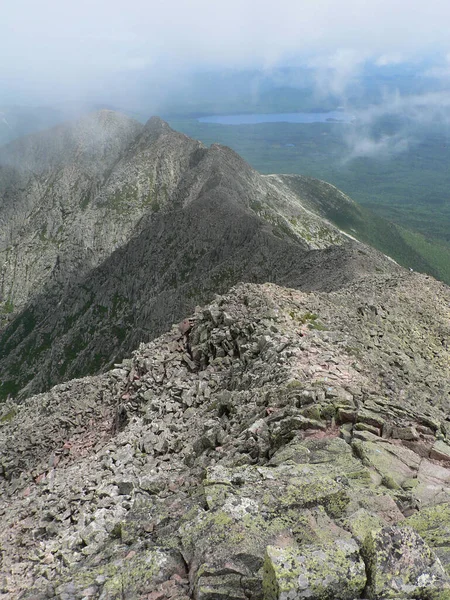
2 0 450 105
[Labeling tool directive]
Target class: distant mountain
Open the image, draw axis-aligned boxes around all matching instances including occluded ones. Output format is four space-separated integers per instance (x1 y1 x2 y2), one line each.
0 111 411 399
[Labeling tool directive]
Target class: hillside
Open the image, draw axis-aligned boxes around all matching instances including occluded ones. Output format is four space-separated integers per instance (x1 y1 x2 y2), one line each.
1 271 450 598
270 174 442 277
0 111 403 400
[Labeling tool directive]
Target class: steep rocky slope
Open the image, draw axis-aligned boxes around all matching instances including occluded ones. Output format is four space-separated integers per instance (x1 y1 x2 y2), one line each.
1 271 450 599
0 111 198 318
0 112 400 400
269 174 440 277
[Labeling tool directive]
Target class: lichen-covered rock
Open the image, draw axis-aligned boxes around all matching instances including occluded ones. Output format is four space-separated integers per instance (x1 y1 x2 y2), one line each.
176 459 359 599
55 547 188 600
344 508 385 545
263 539 366 600
203 462 351 518
402 503 450 574
363 525 450 599
1 273 450 599
268 443 311 467
352 439 420 488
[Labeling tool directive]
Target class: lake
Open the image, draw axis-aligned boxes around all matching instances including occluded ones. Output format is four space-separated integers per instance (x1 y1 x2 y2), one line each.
197 111 354 125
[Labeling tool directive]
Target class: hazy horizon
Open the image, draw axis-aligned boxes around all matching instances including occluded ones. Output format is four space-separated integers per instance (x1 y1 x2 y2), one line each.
2 0 450 110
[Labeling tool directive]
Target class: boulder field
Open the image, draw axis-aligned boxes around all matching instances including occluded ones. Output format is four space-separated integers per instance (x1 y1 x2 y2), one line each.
1 271 450 599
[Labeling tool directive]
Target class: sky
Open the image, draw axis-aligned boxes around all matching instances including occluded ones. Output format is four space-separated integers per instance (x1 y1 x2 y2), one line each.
2 0 450 106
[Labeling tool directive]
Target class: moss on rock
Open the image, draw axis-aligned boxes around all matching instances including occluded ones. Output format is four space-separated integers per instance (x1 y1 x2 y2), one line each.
343 508 384 545
402 503 450 574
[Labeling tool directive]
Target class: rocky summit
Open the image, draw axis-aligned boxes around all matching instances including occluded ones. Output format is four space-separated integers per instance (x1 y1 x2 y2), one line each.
1 268 450 599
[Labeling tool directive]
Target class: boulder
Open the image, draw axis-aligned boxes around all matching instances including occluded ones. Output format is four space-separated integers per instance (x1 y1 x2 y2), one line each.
263 539 366 600
430 440 450 463
363 525 450 599
403 503 450 574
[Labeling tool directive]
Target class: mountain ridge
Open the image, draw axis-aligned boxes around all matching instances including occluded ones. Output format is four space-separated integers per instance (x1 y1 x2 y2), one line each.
1 111 450 599
0 111 403 400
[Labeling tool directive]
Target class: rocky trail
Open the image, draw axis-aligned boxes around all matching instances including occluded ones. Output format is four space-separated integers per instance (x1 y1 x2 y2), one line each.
1 271 450 599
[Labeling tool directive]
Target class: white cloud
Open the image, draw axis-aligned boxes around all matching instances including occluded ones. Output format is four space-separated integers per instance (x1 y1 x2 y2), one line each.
375 54 406 67
2 0 450 103
307 49 368 96
344 131 410 160
342 90 450 161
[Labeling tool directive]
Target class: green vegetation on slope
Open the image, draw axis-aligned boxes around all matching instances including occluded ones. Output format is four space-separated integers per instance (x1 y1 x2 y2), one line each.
168 118 450 284
397 227 450 284
277 175 440 278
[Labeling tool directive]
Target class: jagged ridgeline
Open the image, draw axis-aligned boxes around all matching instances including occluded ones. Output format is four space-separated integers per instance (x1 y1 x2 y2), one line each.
0 276 450 598
1 111 450 599
0 109 427 401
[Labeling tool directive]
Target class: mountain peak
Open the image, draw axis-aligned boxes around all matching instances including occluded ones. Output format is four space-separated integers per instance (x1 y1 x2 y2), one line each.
86 107 130 122
144 115 173 134
0 109 143 174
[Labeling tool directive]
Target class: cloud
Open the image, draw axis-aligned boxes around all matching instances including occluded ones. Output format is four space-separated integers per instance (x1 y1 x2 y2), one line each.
342 90 450 161
2 0 450 105
424 53 450 80
344 129 411 161
375 54 406 67
307 49 368 96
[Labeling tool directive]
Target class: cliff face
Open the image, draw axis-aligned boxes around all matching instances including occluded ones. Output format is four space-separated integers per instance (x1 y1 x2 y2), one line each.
0 112 398 400
1 271 450 599
0 112 197 318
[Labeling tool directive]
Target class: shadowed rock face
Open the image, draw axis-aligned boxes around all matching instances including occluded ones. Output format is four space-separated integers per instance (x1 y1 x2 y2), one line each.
0 111 399 400
1 273 450 599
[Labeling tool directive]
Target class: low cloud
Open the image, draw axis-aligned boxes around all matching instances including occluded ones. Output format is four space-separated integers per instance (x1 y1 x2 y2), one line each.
342 90 450 161
3 0 450 106
343 130 410 161
307 49 368 97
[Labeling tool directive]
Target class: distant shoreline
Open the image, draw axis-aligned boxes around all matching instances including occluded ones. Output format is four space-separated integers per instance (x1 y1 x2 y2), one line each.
197 111 353 125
